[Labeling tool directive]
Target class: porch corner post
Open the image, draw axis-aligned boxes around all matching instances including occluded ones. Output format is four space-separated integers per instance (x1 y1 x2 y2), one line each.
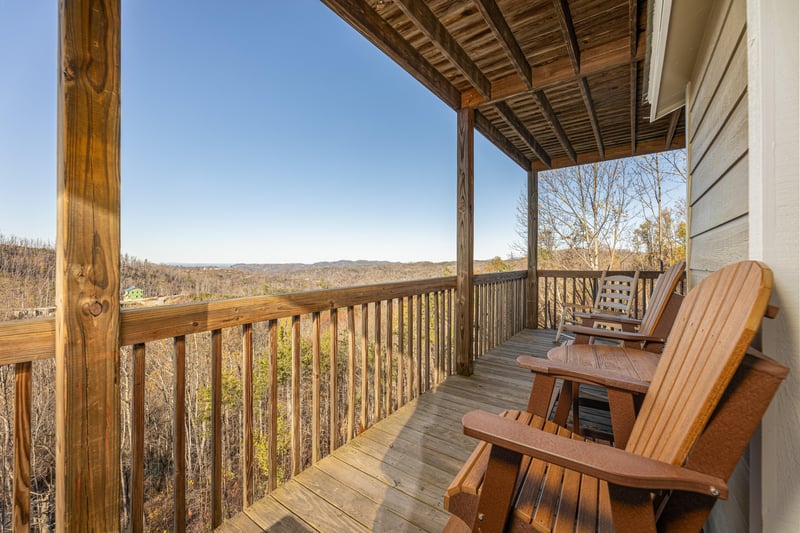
56 0 122 530
456 108 475 376
525 167 539 329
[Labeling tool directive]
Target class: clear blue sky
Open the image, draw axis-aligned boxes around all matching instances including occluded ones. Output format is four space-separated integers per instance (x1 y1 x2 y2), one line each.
0 1 526 264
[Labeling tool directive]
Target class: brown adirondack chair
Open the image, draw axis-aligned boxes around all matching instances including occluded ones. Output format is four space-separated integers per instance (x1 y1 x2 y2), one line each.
444 261 786 532
562 261 686 351
548 261 686 436
554 270 641 343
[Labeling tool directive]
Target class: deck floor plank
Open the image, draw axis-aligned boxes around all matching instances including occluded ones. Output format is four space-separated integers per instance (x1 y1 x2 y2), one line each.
219 329 611 532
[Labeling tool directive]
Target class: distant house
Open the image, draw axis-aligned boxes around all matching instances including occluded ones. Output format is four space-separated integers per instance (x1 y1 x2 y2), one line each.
124 287 143 300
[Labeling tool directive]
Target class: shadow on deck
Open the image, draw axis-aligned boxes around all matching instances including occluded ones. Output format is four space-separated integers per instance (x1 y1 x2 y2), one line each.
219 329 606 532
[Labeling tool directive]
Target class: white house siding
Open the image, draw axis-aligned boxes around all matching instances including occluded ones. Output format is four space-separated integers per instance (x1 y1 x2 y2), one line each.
685 0 751 530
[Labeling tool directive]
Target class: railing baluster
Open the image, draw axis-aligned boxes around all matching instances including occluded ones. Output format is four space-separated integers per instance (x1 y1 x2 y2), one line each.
360 303 369 431
211 329 223 527
173 336 186 532
329 309 339 452
386 300 393 414
291 316 301 475
242 324 254 507
415 295 422 397
268 320 278 492
14 361 31 531
311 312 320 464
424 292 430 391
434 291 441 385
397 297 405 407
373 302 381 423
132 343 145 533
347 307 356 441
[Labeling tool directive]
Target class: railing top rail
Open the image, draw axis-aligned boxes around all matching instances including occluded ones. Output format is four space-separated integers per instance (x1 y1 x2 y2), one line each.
1 276 457 365
537 269 664 279
473 270 527 283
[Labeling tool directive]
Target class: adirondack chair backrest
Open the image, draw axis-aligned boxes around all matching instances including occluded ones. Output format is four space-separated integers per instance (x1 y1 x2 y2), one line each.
625 261 772 465
593 270 640 316
637 261 686 335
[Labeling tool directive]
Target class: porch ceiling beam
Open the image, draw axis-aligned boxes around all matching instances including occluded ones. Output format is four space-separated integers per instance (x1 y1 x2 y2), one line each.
474 111 531 170
531 134 686 171
578 77 605 160
532 90 577 163
552 0 606 160
629 0 639 153
393 0 491 99
665 108 681 150
320 0 461 110
630 61 638 154
495 102 552 169
474 0 532 88
461 33 646 108
553 0 581 73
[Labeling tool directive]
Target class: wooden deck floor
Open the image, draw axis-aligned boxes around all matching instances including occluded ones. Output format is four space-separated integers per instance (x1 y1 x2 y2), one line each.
219 329 607 532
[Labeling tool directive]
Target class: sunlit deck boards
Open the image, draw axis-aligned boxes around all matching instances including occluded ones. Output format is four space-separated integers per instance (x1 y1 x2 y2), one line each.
219 329 600 532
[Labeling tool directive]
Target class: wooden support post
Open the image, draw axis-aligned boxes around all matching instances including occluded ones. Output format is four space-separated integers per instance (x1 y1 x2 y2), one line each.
526 168 539 328
56 0 121 529
456 108 475 375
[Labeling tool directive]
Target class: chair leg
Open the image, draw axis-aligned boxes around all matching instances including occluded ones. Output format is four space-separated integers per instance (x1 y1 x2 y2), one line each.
552 379 573 426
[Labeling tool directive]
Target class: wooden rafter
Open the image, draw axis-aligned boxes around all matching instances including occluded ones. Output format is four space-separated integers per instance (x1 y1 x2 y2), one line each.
552 0 606 160
553 0 581 72
531 135 685 171
495 102 551 168
462 33 646 107
578 77 605 160
531 90 577 163
630 62 638 154
665 108 681 149
474 112 531 170
393 0 491 99
320 0 461 109
629 0 639 57
474 0 531 88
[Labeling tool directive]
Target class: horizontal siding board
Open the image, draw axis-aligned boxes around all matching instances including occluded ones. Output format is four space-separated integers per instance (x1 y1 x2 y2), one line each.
689 216 748 272
690 35 748 161
688 0 745 120
690 156 748 236
690 95 748 200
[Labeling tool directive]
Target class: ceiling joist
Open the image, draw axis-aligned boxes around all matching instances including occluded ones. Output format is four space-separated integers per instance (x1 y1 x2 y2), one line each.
462 33 647 108
578 77 606 160
665 108 681 149
393 0 492 99
531 90 577 163
495 102 551 168
474 0 532 89
553 0 581 72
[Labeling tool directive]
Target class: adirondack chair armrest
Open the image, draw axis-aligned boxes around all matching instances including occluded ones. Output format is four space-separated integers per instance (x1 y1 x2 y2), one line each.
562 324 666 345
573 311 639 325
562 302 594 311
461 409 729 498
517 355 650 393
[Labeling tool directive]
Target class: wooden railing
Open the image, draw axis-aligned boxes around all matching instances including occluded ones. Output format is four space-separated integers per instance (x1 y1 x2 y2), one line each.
473 271 527 357
1 268 678 530
1 276 465 530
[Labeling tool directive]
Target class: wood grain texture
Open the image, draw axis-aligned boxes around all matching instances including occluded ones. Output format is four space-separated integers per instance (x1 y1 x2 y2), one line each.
495 101 552 167
311 313 320 464
474 0 531 88
328 310 339 452
291 316 301 475
132 344 145 533
456 108 475 376
360 304 369 430
212 329 223 527
173 336 186 531
268 321 278 492
55 0 121 528
242 324 254 506
13 362 31 531
347 307 356 441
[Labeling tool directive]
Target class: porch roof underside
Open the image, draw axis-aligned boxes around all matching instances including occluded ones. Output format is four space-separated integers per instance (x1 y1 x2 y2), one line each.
323 0 684 171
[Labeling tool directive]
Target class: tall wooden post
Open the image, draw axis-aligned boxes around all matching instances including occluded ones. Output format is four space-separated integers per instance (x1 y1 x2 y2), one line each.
525 168 539 329
56 1 121 530
455 108 474 376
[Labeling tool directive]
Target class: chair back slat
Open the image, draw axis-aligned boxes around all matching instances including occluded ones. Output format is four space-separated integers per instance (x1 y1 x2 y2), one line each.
594 271 640 316
639 261 686 335
626 261 772 465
